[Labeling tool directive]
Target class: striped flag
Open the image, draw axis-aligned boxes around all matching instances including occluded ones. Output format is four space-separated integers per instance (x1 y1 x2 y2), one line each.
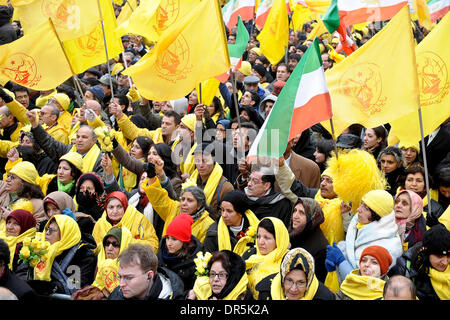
247 38 332 161
337 0 408 26
255 0 290 30
427 0 450 22
222 0 255 30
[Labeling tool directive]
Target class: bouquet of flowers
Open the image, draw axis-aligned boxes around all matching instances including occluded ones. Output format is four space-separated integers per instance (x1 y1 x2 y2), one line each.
236 225 257 241
193 251 212 277
94 126 114 153
19 237 50 278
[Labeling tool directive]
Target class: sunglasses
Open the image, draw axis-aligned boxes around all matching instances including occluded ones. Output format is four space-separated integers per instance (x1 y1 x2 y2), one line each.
104 240 120 248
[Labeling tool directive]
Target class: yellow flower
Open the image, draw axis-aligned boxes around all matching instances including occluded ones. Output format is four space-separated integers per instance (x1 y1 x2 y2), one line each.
20 246 30 259
23 237 32 246
42 253 49 260
30 258 39 268
246 226 257 238
41 241 50 250
197 265 205 275
31 238 40 249
103 136 111 146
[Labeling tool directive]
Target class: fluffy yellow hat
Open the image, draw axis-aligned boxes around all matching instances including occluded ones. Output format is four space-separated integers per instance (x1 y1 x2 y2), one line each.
361 189 394 218
250 47 262 56
181 113 197 132
239 61 252 76
52 93 70 111
59 152 83 172
9 198 34 214
9 161 38 185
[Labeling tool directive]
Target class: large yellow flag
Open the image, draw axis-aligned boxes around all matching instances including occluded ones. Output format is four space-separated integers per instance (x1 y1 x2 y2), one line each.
257 0 289 65
290 4 321 32
0 19 72 90
116 0 138 25
115 0 200 43
322 5 420 136
122 0 230 101
196 77 221 106
389 12 450 146
12 0 101 41
62 0 124 75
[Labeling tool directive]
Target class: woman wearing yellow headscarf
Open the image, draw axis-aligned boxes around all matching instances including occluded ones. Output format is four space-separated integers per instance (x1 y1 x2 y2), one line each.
259 247 335 300
30 215 97 295
245 217 290 299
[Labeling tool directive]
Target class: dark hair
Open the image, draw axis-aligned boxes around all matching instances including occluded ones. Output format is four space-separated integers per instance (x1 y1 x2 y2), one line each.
402 164 432 190
17 181 44 200
207 251 232 275
0 238 10 266
276 62 289 72
134 136 154 159
316 139 335 160
171 239 196 258
114 94 130 107
59 159 82 184
288 53 302 62
435 167 450 188
346 124 364 137
11 85 29 95
258 218 276 240
153 143 177 179
210 96 225 118
255 56 269 66
163 110 182 125
246 90 260 107
369 126 388 143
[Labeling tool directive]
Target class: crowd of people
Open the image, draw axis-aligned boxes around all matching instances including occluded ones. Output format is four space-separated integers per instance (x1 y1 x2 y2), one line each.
0 2 448 302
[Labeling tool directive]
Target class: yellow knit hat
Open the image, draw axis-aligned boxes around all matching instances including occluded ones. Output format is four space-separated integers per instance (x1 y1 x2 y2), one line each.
52 93 70 111
361 189 394 218
398 141 420 153
181 113 197 132
250 47 262 56
59 152 83 172
9 161 38 185
239 61 252 76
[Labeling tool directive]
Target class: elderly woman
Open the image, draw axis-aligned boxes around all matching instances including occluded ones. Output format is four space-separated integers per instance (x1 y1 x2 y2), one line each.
325 190 403 280
389 223 450 300
288 198 329 282
258 247 335 300
188 250 250 300
72 226 134 300
394 190 427 252
245 217 290 299
141 173 214 243
0 209 36 271
334 245 393 300
74 172 106 221
157 213 203 292
203 190 259 255
92 191 159 254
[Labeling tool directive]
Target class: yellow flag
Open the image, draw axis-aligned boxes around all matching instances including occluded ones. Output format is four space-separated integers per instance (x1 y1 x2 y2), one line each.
116 0 201 43
122 0 230 101
322 6 420 136
291 4 320 32
257 0 289 65
13 0 101 41
304 0 331 14
196 77 221 107
305 18 329 41
62 0 124 75
0 19 72 90
410 0 433 30
116 0 138 25
389 12 450 146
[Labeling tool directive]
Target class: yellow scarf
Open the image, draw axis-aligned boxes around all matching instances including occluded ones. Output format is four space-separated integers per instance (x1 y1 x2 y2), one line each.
314 191 345 245
183 162 224 205
69 144 101 173
428 265 450 300
92 206 159 254
93 227 134 293
1 227 36 269
339 270 385 300
217 210 259 256
246 217 290 299
180 143 197 175
193 273 249 300
34 215 81 281
270 272 320 300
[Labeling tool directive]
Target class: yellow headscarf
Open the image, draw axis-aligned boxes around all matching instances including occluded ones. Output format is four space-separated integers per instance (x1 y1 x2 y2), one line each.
246 217 290 299
217 209 259 256
339 269 385 300
428 265 450 300
69 143 101 173
182 162 224 206
270 248 320 300
1 228 36 270
34 215 81 281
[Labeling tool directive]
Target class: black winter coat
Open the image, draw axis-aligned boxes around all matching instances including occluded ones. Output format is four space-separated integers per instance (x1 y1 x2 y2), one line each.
0 267 37 301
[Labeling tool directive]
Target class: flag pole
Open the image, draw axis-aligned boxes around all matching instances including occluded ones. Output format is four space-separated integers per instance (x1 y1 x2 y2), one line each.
418 107 432 217
329 118 339 159
198 82 203 105
121 51 134 88
229 68 246 160
97 0 115 101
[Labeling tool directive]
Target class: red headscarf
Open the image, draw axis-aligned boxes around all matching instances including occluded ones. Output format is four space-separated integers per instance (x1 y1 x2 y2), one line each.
6 209 36 235
104 191 128 212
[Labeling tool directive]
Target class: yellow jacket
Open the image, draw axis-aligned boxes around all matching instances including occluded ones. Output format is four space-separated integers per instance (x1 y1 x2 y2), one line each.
44 123 69 144
117 114 164 144
58 111 73 132
92 205 159 254
142 177 214 243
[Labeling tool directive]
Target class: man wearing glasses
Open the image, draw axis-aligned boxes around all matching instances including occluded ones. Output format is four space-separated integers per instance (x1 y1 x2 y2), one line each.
109 244 184 300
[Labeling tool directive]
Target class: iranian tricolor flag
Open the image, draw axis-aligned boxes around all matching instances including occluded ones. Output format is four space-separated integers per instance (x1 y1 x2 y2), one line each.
255 0 291 30
247 38 332 161
222 0 255 30
428 0 450 22
337 0 408 26
216 15 249 83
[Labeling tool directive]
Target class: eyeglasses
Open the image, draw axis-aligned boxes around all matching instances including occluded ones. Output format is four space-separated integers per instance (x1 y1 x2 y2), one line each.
284 278 307 288
114 271 148 284
45 227 58 235
209 271 228 281
104 240 120 248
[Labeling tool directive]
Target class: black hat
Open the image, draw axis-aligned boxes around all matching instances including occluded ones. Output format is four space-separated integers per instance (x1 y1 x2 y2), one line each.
422 223 450 255
84 67 102 79
221 190 249 214
336 134 362 149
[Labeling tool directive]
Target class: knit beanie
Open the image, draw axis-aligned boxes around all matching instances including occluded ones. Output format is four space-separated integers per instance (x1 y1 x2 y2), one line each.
165 213 193 243
422 223 450 255
59 152 83 172
361 189 394 218
52 93 70 111
360 245 393 276
239 61 252 76
250 47 262 56
221 190 249 215
9 161 38 185
87 85 105 102
181 113 197 132
103 227 123 248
